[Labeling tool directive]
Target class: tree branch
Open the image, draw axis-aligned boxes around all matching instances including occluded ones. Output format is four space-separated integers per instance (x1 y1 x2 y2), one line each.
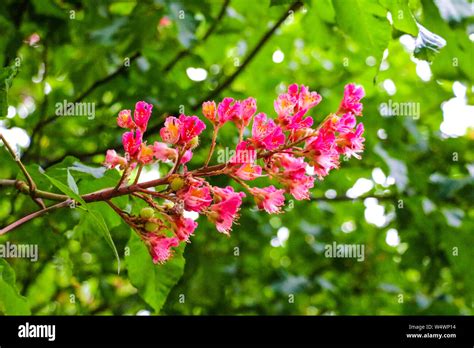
0 200 71 235
0 133 45 208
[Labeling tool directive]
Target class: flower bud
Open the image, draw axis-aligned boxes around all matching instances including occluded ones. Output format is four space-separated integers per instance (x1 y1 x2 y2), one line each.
140 207 155 219
170 177 185 191
163 201 175 209
144 221 158 232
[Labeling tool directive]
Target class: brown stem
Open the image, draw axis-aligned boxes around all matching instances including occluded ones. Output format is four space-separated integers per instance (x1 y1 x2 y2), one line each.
0 120 324 235
105 200 141 231
137 187 177 202
133 164 143 185
230 175 252 192
205 126 219 167
0 133 37 193
0 134 46 208
132 192 163 211
171 148 184 174
0 200 71 235
114 165 130 190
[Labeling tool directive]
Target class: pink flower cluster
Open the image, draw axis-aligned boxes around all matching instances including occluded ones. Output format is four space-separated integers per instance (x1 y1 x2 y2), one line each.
104 83 365 264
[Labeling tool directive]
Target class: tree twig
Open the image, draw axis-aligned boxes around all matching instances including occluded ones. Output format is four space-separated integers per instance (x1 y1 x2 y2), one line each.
0 200 71 235
0 133 45 208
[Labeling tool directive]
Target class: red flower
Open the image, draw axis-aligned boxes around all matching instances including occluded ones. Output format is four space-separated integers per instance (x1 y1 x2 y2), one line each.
146 234 180 264
250 113 285 150
134 101 153 132
338 83 365 116
122 129 142 157
208 186 245 234
249 186 285 214
178 114 206 144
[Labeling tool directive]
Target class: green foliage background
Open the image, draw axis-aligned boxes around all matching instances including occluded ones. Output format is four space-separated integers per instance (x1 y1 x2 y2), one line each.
0 0 473 315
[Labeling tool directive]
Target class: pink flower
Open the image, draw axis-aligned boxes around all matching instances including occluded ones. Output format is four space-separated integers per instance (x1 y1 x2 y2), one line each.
274 93 297 121
172 216 198 241
138 143 155 164
231 97 257 131
250 113 285 150
202 101 217 124
266 153 313 200
25 32 40 46
304 130 340 179
180 150 193 164
338 83 364 116
146 234 180 264
122 129 142 157
229 141 257 164
178 114 206 144
288 127 314 143
288 175 314 200
104 150 127 169
249 186 285 214
335 113 356 133
159 16 172 28
336 123 365 159
233 163 262 181
285 109 313 130
117 109 135 129
270 153 307 174
134 101 153 132
160 116 181 144
208 186 245 234
153 142 178 162
212 185 245 202
274 84 320 130
177 178 212 212
217 97 239 125
297 84 322 110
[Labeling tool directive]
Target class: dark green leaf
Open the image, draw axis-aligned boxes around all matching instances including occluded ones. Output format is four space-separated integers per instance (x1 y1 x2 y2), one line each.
126 232 185 313
0 259 31 315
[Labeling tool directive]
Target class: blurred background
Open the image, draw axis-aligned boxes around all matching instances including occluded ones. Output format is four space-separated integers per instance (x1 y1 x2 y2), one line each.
0 0 473 315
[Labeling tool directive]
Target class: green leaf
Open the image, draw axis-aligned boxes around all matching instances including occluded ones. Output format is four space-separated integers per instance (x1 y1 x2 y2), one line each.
0 259 31 315
333 0 391 61
67 169 79 195
315 0 336 23
30 0 68 19
0 65 18 116
270 0 293 6
380 0 418 36
42 173 87 207
87 208 121 273
126 232 185 313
